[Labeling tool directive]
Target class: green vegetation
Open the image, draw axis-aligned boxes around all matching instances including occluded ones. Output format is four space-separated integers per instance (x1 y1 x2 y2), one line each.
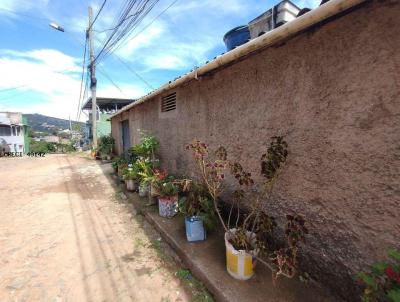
178 181 216 231
357 249 400 302
29 139 56 153
176 269 214 302
98 135 115 158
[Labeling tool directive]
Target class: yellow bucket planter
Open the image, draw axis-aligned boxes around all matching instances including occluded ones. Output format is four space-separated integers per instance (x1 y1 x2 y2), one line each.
225 229 259 280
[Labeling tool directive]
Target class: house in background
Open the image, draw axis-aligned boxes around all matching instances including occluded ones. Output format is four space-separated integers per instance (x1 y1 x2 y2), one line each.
0 112 29 154
81 97 134 147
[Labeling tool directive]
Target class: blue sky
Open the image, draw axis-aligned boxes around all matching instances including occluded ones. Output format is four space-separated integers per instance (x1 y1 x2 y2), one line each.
0 0 320 120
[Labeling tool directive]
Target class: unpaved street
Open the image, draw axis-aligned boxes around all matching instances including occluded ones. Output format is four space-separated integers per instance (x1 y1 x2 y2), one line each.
0 154 199 302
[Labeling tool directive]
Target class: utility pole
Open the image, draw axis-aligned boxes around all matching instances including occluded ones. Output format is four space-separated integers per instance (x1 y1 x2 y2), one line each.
88 6 97 148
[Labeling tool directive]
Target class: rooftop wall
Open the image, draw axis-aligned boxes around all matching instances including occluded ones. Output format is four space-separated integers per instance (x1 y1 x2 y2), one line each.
111 1 400 299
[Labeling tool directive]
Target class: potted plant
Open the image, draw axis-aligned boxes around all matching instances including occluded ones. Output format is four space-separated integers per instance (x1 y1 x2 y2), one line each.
136 158 155 197
117 159 128 182
186 137 308 281
98 135 114 160
150 169 167 196
154 173 179 218
178 180 216 242
111 156 124 174
123 164 139 191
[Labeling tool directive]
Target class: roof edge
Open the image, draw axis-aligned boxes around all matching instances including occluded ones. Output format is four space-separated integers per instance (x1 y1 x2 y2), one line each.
110 0 366 119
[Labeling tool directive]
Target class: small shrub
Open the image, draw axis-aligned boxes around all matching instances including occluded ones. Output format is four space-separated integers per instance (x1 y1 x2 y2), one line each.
357 249 400 302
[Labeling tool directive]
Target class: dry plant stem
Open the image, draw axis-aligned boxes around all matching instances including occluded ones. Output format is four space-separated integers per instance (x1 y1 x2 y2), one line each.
236 202 240 228
197 157 228 232
228 203 234 229
250 211 259 235
255 256 293 280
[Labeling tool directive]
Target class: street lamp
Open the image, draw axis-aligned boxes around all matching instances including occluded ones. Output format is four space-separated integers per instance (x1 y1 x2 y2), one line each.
49 22 65 32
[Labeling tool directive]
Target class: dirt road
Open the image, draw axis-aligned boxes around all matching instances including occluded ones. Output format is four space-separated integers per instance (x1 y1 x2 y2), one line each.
0 154 203 302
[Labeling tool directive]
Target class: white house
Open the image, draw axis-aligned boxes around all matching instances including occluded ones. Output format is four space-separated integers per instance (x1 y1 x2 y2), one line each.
0 112 28 153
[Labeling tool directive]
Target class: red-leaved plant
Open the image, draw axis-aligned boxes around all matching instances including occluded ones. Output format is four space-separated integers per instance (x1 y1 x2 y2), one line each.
186 136 309 281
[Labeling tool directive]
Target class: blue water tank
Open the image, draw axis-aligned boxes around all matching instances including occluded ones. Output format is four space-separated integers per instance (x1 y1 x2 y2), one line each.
223 25 250 51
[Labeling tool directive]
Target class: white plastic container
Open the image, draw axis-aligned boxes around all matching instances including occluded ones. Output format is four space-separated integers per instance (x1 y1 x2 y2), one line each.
224 228 259 280
126 179 136 191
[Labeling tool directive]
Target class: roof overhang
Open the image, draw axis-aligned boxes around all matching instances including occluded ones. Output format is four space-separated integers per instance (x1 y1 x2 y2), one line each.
82 97 134 111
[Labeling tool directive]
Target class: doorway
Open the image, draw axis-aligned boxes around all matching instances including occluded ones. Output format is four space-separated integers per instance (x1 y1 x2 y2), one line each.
121 120 130 156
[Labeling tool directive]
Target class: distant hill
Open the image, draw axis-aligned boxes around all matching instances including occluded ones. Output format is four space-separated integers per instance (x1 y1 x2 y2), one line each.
24 114 85 134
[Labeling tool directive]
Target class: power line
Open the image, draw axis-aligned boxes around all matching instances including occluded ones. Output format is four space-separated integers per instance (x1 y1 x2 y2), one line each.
94 36 154 90
66 30 154 93
114 55 154 90
78 72 90 121
113 0 179 55
88 0 107 31
94 0 160 64
97 67 129 97
76 35 88 121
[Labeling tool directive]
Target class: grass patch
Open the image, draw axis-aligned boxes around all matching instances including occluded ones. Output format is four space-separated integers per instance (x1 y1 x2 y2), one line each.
176 269 214 302
134 237 146 249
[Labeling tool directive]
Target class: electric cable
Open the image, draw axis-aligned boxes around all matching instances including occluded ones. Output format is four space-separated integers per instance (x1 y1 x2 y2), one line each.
113 0 179 56
75 35 88 121
88 0 107 31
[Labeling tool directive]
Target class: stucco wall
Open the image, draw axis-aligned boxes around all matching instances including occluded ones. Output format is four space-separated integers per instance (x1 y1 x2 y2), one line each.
111 1 400 299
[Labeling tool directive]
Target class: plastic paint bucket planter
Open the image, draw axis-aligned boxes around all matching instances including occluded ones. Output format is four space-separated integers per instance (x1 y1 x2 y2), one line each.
138 183 148 197
185 216 206 242
225 229 259 280
126 179 136 191
158 195 178 218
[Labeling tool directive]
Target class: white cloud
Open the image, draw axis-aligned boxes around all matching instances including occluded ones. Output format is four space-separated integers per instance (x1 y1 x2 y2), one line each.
295 0 321 8
116 22 165 58
169 0 252 16
97 83 145 99
0 47 146 120
0 0 49 13
0 48 82 120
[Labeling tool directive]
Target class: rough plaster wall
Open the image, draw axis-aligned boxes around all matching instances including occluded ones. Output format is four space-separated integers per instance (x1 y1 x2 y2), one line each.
111 1 400 299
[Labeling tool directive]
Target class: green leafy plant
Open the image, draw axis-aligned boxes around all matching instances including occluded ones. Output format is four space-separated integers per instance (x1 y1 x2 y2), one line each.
177 180 216 231
357 249 400 302
98 135 115 157
112 156 125 169
157 177 179 197
123 163 140 180
129 130 159 159
29 139 56 153
136 157 160 185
